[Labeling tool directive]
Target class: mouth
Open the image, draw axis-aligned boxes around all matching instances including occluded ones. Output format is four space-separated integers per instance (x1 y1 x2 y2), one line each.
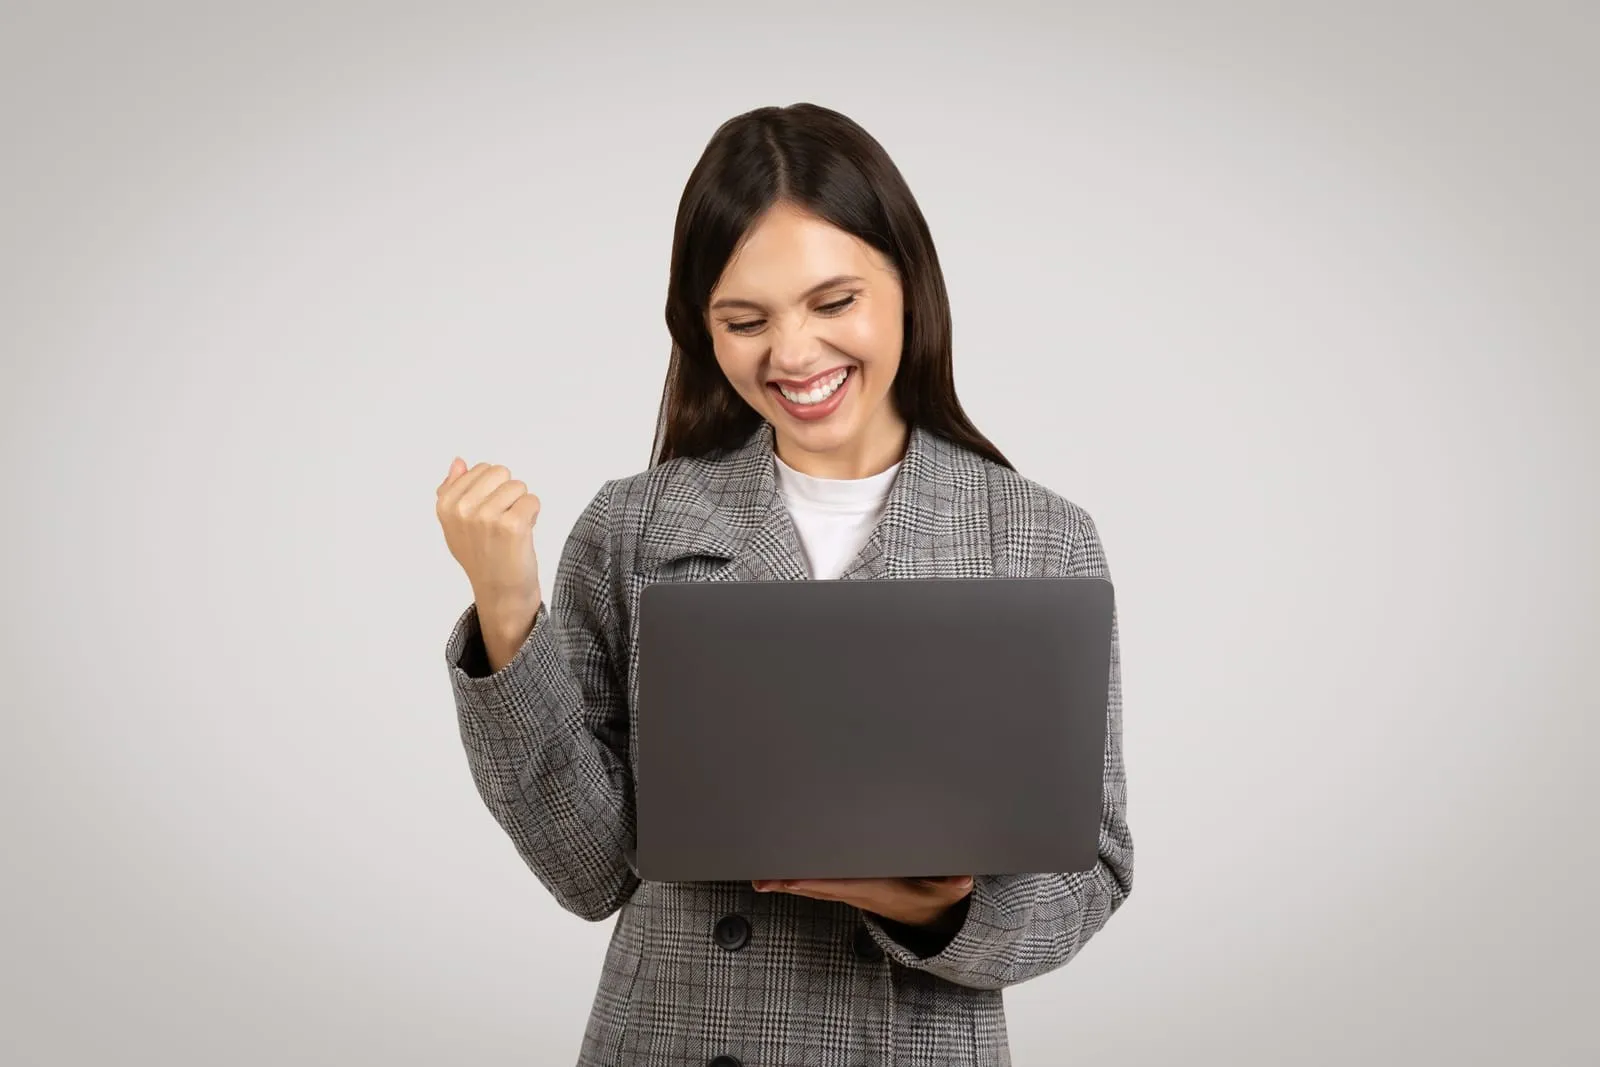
767 366 853 421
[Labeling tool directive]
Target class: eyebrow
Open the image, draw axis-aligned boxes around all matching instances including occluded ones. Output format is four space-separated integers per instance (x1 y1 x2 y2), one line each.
709 274 865 313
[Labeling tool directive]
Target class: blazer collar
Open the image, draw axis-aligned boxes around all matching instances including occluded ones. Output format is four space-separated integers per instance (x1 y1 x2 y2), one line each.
640 421 993 581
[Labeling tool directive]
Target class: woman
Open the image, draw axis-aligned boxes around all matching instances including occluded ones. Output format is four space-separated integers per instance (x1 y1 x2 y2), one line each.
435 102 1133 1067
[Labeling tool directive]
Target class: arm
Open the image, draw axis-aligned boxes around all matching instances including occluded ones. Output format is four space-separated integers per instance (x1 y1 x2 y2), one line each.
863 509 1135 989
445 482 639 921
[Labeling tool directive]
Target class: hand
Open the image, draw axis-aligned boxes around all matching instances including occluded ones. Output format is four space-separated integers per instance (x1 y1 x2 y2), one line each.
753 876 975 928
436 458 543 652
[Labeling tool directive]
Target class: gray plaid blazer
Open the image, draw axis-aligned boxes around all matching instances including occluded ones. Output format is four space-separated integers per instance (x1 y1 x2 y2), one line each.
445 422 1133 1067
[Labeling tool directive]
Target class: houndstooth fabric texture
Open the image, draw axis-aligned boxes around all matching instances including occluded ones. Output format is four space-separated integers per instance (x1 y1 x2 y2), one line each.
445 422 1134 1067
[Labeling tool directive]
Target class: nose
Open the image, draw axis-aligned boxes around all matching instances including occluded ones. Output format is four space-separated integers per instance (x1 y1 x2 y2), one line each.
768 323 823 377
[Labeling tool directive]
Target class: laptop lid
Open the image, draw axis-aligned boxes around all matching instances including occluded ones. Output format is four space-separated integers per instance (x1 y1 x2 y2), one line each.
632 576 1115 884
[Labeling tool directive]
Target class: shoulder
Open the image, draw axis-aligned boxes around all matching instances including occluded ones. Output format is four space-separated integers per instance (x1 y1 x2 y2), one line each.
601 448 737 519
602 445 746 529
568 444 752 568
964 447 1109 578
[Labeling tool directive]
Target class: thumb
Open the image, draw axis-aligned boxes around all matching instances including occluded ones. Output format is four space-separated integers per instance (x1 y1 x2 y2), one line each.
439 456 467 492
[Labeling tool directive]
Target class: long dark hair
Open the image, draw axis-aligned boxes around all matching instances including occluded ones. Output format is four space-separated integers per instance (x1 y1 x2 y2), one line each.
650 102 1012 470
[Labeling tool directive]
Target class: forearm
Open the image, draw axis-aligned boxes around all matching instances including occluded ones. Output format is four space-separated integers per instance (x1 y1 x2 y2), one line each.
450 602 639 921
474 589 542 673
462 711 640 921
867 858 1132 990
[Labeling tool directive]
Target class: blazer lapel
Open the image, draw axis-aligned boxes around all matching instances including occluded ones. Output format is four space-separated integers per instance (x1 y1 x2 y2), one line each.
837 425 994 581
705 423 810 584
634 421 993 584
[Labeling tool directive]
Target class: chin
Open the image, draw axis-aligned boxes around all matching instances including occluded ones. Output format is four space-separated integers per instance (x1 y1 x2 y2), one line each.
771 407 859 451
797 426 860 457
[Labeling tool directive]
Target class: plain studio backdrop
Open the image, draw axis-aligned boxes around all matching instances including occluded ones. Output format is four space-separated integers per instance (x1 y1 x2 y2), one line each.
3 2 1595 1064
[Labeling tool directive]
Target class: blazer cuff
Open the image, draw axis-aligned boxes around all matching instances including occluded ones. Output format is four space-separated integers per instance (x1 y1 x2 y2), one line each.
445 600 562 738
861 876 1012 980
871 893 972 958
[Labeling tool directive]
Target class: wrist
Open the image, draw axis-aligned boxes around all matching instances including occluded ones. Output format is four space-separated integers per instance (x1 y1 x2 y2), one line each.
876 894 964 930
475 588 540 630
474 592 541 669
917 898 966 929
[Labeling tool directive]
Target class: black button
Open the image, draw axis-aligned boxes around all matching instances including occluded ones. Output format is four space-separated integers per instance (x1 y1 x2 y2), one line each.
709 1057 741 1067
713 914 750 952
853 923 883 961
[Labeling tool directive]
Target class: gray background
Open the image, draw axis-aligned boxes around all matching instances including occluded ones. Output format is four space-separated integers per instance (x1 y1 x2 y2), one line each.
3 2 1595 1064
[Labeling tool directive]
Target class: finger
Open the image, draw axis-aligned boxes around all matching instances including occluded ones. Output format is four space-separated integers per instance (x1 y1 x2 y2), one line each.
478 477 529 518
503 490 541 531
908 875 974 892
938 877 975 901
754 879 825 896
910 876 974 903
784 878 884 891
438 461 495 510
776 878 886 905
437 456 468 494
453 464 512 514
774 882 858 905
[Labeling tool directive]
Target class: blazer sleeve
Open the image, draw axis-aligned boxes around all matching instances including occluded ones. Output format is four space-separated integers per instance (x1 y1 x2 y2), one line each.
861 508 1135 989
444 481 638 922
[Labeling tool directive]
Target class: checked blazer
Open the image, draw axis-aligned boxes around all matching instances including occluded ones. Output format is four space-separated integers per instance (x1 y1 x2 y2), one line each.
444 421 1134 1067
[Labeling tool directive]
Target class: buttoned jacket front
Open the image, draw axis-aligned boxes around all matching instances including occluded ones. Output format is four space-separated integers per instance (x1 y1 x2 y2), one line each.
445 422 1134 1067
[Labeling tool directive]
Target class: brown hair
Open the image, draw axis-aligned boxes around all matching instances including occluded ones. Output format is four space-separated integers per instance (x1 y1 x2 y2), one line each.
651 102 1011 470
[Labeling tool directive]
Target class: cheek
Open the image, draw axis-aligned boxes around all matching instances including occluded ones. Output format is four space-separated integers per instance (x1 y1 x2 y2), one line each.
713 342 755 383
832 309 902 368
712 340 766 391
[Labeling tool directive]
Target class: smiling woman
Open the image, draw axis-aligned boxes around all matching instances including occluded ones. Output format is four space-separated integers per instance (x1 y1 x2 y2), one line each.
436 101 1134 1067
654 104 1012 481
702 211 907 477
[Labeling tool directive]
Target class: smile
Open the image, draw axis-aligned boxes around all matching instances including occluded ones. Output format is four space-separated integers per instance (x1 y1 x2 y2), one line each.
772 367 850 406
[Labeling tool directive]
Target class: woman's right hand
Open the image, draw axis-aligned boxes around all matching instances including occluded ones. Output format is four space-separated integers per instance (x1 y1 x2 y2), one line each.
436 458 544 663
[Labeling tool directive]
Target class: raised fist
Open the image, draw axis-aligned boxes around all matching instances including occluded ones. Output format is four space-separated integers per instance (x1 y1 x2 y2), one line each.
436 459 543 646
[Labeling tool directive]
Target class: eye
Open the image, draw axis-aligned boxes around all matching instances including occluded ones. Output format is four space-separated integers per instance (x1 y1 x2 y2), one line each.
719 294 856 336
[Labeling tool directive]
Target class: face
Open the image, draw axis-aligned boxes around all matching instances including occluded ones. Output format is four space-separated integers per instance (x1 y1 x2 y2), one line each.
705 200 907 479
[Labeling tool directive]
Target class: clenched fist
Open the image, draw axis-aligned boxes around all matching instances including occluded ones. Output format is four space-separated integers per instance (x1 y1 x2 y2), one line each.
436 458 544 670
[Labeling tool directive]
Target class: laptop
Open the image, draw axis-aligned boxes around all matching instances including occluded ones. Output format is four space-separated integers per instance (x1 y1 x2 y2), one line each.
631 576 1115 884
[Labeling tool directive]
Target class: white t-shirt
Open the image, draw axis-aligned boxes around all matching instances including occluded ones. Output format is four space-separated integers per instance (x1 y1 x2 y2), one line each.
773 453 901 580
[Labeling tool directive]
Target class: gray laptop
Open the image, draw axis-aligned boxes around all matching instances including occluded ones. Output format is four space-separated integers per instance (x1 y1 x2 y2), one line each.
631 576 1115 884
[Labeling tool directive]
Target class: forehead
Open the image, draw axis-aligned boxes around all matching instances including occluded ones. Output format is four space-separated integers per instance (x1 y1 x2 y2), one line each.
713 203 889 296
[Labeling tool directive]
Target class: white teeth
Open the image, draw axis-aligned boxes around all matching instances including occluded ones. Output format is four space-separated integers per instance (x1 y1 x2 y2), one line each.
777 368 849 405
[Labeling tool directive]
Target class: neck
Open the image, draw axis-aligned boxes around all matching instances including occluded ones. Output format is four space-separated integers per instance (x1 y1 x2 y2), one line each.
774 415 909 480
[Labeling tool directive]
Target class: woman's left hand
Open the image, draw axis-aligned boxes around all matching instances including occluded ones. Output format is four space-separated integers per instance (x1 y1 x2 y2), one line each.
753 876 974 928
